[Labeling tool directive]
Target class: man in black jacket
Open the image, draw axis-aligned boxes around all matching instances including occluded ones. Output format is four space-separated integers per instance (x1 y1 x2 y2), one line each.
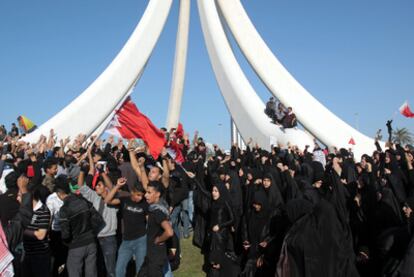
1 173 33 277
57 177 97 277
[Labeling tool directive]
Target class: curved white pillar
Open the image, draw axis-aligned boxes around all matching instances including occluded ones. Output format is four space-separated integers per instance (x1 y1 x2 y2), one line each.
165 0 191 130
22 0 173 143
198 0 314 150
217 0 383 158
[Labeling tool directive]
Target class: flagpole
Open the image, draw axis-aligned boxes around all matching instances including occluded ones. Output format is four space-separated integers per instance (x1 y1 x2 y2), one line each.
391 100 403 120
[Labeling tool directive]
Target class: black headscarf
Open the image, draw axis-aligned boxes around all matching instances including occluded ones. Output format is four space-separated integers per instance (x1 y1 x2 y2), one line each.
262 173 284 212
311 161 325 184
213 181 231 205
252 189 270 219
248 190 271 254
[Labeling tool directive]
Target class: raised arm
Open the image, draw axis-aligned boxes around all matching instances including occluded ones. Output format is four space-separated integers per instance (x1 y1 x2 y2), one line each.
78 171 85 187
47 129 55 151
375 139 383 153
161 156 170 189
77 149 94 188
58 137 70 158
88 148 95 176
192 130 199 148
186 171 211 199
129 143 149 190
29 152 43 186
104 177 127 205
101 172 114 190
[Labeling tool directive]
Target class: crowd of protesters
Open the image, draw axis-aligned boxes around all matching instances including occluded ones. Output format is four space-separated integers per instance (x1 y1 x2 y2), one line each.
0 121 414 277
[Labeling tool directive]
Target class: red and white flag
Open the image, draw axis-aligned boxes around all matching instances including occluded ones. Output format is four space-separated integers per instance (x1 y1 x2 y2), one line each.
399 101 414 118
106 98 166 159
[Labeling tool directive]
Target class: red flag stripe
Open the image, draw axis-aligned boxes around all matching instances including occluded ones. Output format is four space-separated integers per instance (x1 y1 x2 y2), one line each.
399 101 414 118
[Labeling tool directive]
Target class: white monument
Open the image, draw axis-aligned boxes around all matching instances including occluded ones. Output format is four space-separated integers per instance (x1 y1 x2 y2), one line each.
22 0 382 158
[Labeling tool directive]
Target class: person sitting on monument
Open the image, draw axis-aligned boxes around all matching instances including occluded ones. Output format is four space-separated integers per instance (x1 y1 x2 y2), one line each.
264 97 277 122
275 102 287 125
282 107 297 128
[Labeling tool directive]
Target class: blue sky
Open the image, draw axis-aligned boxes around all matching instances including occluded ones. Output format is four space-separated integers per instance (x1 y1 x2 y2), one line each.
0 0 413 148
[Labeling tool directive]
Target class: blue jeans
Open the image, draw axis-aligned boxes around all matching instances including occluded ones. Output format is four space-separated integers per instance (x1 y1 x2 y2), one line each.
116 235 147 277
186 190 194 223
171 202 190 239
182 191 193 237
98 235 117 277
180 201 191 238
163 261 173 277
171 205 181 239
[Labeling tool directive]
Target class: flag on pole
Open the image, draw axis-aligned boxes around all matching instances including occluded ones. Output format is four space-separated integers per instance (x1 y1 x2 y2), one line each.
399 101 414 118
106 98 166 159
348 137 356 145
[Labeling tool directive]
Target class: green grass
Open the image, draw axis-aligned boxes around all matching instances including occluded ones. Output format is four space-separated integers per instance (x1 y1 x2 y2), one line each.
175 236 205 277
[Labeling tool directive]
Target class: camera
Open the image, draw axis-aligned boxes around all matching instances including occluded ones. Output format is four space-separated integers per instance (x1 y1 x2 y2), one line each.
96 161 107 173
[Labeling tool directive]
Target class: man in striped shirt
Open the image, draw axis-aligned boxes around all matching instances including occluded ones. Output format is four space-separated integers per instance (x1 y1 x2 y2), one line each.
22 185 51 277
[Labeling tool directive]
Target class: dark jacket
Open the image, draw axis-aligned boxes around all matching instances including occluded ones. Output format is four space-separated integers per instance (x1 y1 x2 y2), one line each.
168 169 189 207
59 194 95 249
4 192 33 254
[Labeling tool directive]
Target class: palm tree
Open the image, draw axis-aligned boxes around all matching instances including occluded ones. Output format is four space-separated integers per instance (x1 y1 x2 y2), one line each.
393 127 414 145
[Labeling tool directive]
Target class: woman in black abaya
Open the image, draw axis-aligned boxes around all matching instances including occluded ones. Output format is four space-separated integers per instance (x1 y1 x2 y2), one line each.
240 190 272 277
383 151 408 204
261 173 284 214
250 174 286 277
187 172 239 277
207 182 238 276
